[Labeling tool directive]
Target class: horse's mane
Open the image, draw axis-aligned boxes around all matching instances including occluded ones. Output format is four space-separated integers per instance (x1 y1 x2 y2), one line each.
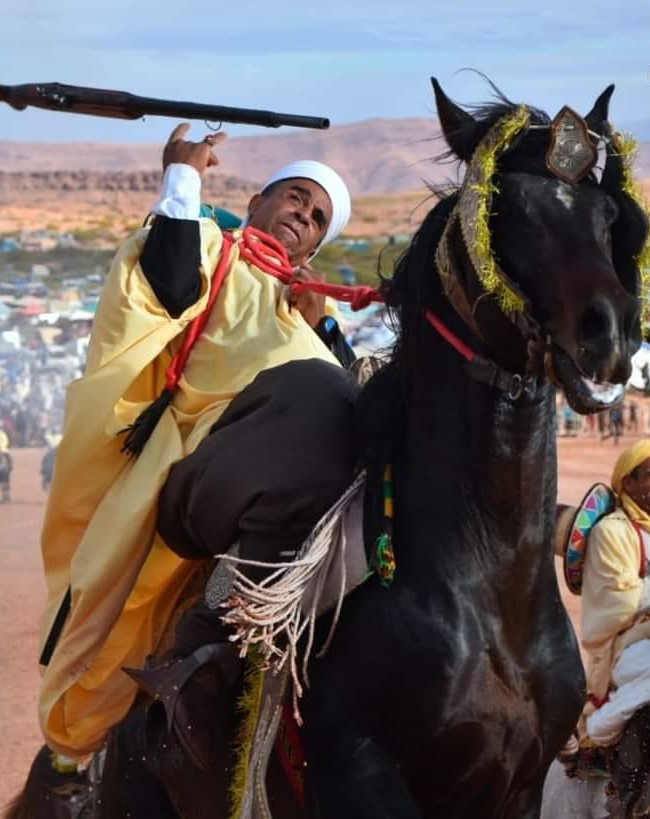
356 84 647 525
356 193 457 481
356 90 553 490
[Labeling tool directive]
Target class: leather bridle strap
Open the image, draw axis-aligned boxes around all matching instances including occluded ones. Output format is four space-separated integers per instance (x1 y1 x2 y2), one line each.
424 309 536 401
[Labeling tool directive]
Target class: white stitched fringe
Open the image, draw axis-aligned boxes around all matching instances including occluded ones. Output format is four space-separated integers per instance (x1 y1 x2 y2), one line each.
213 471 366 723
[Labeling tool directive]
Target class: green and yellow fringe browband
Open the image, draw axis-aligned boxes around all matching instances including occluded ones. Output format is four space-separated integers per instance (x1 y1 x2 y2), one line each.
468 105 530 317
468 107 650 328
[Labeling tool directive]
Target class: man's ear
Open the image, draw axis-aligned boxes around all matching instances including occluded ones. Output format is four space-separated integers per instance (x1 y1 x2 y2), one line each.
622 474 635 498
247 193 263 219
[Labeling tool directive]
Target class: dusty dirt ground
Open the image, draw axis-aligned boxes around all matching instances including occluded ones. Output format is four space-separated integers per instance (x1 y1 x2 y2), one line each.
0 433 648 808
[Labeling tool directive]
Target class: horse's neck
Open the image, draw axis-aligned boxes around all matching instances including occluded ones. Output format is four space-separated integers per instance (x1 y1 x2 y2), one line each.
394 333 556 572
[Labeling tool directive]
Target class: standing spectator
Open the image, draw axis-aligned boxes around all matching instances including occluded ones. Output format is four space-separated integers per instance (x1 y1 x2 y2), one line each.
0 428 12 503
0 423 9 453
41 431 62 491
41 446 58 492
628 401 639 434
584 413 597 437
13 407 27 448
570 441 650 809
562 403 574 437
598 411 608 441
610 406 624 445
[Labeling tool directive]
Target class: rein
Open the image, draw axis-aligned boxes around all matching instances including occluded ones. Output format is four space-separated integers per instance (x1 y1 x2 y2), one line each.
242 227 538 401
424 310 537 401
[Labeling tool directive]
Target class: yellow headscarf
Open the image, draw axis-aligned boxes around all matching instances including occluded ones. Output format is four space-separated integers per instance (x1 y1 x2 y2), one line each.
611 439 650 532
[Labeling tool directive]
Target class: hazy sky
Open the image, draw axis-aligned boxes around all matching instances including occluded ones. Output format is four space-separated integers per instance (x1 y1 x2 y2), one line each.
1 0 649 143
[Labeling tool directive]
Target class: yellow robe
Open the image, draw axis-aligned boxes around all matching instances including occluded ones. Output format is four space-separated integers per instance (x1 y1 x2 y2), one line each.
579 501 650 742
39 220 339 757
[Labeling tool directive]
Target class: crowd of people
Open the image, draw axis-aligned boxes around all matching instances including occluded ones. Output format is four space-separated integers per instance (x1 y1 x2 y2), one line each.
556 397 647 443
0 321 86 501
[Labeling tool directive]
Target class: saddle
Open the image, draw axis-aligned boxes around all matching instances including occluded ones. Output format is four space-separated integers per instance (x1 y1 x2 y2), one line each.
206 467 370 817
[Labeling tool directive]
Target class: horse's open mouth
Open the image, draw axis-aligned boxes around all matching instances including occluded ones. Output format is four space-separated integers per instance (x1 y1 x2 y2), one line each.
544 344 624 414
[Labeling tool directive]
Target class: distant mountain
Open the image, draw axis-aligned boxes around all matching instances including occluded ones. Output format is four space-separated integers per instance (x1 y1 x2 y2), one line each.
0 118 454 197
1 117 648 197
1 117 648 242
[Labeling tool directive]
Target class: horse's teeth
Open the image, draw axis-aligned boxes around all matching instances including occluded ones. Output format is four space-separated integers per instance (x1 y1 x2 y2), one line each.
579 376 624 406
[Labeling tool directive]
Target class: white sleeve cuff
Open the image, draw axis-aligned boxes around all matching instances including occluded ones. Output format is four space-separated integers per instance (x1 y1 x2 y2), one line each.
151 164 202 220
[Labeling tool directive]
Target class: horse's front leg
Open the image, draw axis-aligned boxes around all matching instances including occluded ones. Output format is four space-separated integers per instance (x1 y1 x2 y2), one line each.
504 773 549 819
303 728 421 819
99 705 180 819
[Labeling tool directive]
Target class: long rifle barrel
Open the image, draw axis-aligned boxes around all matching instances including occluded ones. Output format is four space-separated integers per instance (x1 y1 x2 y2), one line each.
0 82 330 130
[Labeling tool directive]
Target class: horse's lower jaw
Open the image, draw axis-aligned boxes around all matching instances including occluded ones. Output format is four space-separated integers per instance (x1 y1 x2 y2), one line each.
545 345 625 414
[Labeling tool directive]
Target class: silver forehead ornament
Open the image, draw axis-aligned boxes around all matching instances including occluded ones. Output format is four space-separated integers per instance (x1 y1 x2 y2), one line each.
545 106 598 184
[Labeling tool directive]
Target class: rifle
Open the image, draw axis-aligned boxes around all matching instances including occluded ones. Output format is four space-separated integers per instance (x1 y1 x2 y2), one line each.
0 82 330 130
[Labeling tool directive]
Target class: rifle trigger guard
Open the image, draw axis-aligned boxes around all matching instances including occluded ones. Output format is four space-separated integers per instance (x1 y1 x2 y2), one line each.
204 119 223 132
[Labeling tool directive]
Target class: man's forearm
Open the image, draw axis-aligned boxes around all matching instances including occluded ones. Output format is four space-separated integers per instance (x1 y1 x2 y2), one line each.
140 164 203 317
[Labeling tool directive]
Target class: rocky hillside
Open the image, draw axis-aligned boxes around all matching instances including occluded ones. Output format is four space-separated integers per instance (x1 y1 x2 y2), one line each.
0 117 648 241
0 118 451 196
2 117 649 196
0 170 255 196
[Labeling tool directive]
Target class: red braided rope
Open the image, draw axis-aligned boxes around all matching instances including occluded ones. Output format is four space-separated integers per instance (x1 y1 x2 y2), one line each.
161 228 483 401
239 227 294 281
164 232 235 391
290 281 380 311
239 227 385 310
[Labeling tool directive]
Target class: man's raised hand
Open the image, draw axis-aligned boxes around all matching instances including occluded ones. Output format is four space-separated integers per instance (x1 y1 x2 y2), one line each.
162 123 228 176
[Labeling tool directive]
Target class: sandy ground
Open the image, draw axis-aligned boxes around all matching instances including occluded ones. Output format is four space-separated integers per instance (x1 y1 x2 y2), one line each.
0 433 647 808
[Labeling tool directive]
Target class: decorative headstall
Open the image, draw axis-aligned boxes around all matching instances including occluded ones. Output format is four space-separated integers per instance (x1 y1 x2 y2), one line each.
435 105 650 335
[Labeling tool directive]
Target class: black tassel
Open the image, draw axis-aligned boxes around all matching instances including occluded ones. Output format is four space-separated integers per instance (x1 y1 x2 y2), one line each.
119 387 175 457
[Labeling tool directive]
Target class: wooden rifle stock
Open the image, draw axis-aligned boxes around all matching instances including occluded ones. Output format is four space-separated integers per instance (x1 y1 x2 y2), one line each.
0 82 330 130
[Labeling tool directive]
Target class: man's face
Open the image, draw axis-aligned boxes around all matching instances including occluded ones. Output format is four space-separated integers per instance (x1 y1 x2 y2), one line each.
623 457 650 514
246 178 333 265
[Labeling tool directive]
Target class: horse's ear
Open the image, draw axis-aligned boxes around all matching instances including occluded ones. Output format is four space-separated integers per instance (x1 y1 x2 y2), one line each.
431 77 478 162
584 84 615 139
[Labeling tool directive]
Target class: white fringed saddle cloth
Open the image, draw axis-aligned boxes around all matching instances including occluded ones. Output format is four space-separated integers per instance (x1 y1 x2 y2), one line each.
204 356 385 818
205 469 370 818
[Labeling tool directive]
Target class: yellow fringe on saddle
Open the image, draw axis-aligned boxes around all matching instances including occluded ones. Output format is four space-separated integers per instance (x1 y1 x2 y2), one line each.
229 653 267 819
468 105 530 316
613 131 650 328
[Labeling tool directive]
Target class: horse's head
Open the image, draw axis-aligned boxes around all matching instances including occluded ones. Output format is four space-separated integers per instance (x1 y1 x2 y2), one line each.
430 79 649 413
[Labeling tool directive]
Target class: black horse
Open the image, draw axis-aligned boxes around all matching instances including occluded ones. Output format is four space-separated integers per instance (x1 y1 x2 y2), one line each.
6 79 647 819
295 81 645 818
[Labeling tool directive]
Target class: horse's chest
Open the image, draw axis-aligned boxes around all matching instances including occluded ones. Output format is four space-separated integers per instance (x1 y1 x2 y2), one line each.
406 658 546 811
442 651 541 745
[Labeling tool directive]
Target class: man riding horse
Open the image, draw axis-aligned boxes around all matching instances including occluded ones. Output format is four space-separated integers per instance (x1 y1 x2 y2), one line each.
10 76 649 819
37 126 358 767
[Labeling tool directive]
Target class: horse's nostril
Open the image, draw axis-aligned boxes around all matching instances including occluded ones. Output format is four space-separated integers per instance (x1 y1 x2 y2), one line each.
577 299 614 347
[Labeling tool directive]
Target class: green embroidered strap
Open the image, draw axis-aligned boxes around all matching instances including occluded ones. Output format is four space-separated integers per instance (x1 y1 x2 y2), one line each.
373 532 396 587
370 464 396 587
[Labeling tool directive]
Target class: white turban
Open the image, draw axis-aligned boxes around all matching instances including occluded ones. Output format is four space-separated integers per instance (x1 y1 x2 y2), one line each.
261 160 351 247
